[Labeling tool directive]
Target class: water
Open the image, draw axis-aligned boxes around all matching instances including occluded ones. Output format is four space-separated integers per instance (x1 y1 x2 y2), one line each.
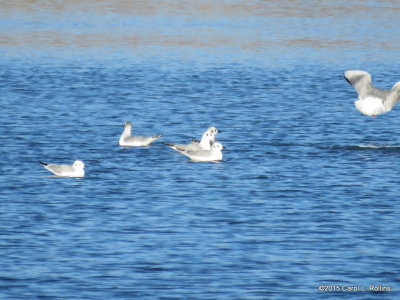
1 1 399 299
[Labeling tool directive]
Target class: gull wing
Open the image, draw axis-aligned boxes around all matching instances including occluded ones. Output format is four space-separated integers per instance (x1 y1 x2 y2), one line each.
344 70 374 99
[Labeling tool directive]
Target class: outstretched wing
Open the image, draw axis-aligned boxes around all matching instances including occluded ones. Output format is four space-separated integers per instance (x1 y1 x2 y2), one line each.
383 82 400 111
344 70 373 99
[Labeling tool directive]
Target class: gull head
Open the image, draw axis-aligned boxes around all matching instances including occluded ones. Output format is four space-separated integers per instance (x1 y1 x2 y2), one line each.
204 127 219 143
124 121 132 128
212 142 224 151
206 131 216 141
73 160 86 170
207 126 219 134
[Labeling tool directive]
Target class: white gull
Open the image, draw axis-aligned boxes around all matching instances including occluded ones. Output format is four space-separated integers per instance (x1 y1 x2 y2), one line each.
119 121 162 147
344 70 400 117
39 160 86 177
173 142 224 162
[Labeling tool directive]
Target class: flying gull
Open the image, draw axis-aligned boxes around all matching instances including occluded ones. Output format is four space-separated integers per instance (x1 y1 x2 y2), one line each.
344 70 400 117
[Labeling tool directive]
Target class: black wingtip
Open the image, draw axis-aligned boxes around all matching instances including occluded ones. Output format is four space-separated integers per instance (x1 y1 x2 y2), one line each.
343 74 351 85
39 161 48 166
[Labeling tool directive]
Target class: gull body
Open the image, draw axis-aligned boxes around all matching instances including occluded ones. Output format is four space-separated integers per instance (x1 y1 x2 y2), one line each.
344 70 400 117
39 160 85 177
119 121 162 147
175 142 224 162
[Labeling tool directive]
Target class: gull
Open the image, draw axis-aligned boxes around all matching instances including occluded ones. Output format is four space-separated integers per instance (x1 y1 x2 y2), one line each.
164 126 219 152
174 142 224 162
344 70 400 117
119 121 162 147
39 160 86 177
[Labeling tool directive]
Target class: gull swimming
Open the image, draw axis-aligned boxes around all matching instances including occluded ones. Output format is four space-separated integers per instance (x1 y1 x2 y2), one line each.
344 70 400 117
39 160 86 177
119 121 162 147
173 142 224 162
164 126 219 152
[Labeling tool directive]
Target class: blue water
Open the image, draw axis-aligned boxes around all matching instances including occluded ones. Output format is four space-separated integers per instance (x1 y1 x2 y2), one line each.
1 1 400 299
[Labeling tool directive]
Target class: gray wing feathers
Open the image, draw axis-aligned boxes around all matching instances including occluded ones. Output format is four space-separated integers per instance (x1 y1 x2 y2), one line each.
125 135 161 142
383 83 400 110
40 162 73 175
125 136 147 143
164 142 202 152
344 70 373 99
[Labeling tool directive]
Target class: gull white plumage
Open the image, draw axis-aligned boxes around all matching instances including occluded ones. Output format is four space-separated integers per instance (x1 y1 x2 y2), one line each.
119 121 162 147
344 70 400 117
39 160 86 177
164 126 219 152
174 142 224 162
